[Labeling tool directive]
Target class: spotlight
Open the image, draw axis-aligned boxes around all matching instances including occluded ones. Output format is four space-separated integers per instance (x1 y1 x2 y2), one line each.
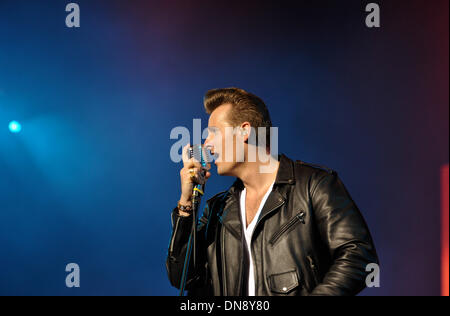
8 121 22 133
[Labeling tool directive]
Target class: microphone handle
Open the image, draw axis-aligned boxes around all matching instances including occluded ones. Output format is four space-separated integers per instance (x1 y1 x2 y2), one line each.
180 145 207 296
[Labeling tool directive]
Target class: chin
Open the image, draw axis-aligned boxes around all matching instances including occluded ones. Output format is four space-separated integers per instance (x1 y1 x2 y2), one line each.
216 164 226 176
216 162 236 177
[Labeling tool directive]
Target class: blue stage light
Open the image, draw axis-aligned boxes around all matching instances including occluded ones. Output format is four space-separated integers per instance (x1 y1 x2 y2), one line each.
9 121 22 133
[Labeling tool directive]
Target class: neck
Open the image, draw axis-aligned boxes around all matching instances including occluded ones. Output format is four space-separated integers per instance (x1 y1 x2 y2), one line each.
235 154 279 193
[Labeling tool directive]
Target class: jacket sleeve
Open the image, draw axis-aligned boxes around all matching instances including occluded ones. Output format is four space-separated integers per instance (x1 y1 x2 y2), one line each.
309 171 379 296
166 204 210 292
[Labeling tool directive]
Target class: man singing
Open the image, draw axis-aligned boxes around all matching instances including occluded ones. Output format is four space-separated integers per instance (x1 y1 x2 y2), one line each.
166 87 378 296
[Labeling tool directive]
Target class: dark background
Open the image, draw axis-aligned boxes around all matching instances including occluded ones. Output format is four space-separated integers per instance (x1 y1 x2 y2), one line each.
0 0 448 295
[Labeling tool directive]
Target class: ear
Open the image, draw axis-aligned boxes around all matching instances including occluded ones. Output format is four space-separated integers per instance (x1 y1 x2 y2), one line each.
239 122 251 143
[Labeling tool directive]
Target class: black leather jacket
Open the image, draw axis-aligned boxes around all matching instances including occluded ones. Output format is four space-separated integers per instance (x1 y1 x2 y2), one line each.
166 154 378 296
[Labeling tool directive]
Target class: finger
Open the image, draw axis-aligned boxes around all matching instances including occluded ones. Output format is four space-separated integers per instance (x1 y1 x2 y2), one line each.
198 169 210 184
182 143 191 164
185 160 203 170
200 166 211 179
190 168 208 184
187 167 200 180
197 174 205 185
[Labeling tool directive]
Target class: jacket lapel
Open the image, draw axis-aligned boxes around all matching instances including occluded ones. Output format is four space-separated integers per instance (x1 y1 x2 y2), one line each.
217 154 296 238
255 189 286 227
218 187 243 241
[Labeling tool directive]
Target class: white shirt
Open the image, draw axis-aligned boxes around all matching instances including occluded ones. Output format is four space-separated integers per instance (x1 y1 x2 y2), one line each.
239 181 275 296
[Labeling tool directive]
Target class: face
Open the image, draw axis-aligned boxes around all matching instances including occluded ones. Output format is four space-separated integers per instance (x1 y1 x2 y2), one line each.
204 104 247 176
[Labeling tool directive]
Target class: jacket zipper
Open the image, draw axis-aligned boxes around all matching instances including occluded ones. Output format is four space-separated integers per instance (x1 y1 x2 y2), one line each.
307 255 320 285
222 193 286 295
252 199 286 241
168 216 181 254
269 211 305 245
221 226 227 295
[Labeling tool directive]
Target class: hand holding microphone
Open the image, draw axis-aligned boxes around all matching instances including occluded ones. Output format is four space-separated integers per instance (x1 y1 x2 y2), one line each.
178 144 212 216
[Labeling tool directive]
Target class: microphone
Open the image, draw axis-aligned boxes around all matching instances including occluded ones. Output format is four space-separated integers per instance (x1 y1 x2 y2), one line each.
179 144 212 296
188 145 212 206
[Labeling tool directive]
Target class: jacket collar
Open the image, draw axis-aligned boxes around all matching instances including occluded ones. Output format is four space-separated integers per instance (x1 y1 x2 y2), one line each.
218 154 296 239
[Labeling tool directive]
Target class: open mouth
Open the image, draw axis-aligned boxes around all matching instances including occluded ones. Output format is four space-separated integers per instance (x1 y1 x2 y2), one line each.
209 151 219 162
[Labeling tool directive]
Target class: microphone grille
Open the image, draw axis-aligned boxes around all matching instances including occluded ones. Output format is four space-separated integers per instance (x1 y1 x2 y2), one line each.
189 145 212 167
